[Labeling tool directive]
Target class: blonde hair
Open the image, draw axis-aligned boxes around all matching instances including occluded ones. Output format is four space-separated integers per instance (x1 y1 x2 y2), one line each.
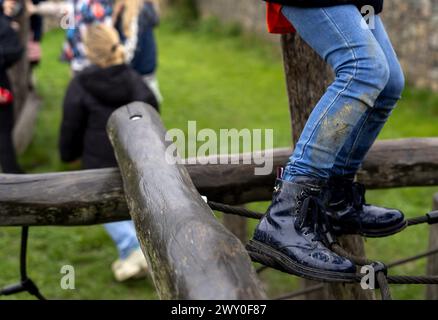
112 0 143 38
83 24 125 68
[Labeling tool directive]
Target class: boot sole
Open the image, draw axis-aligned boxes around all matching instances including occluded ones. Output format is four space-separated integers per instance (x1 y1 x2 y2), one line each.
246 240 357 283
335 220 408 238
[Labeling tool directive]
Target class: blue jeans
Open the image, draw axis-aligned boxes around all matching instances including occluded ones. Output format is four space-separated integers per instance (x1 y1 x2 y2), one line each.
281 5 405 181
104 221 140 260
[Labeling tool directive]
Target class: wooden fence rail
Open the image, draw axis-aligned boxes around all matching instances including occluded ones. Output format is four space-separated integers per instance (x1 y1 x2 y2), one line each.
1 137 437 227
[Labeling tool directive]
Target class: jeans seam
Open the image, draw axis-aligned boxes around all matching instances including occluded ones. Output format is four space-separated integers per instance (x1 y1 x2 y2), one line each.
290 8 359 176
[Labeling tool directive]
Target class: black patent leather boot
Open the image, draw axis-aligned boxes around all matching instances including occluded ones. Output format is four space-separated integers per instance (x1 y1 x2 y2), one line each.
246 178 356 282
327 177 406 238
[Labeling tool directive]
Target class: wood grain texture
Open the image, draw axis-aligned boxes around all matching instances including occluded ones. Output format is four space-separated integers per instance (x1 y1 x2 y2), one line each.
106 102 266 300
0 138 437 226
223 214 248 244
0 168 128 226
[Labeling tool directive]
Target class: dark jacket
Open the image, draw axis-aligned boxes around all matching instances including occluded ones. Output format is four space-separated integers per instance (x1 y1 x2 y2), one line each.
0 70 22 173
263 0 384 14
59 64 159 169
0 15 24 70
0 14 24 173
115 2 159 76
30 0 46 42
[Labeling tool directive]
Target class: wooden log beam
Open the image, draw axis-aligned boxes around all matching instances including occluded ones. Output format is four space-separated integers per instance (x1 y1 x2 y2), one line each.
426 193 438 300
0 138 437 226
187 137 438 202
357 138 438 189
106 102 265 300
0 168 128 226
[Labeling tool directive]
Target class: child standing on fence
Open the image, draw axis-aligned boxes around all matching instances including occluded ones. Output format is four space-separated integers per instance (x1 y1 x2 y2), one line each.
0 0 24 174
59 24 159 282
247 0 407 281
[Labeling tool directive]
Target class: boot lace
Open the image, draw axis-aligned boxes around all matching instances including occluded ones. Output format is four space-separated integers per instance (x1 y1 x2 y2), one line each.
351 182 367 210
294 190 334 246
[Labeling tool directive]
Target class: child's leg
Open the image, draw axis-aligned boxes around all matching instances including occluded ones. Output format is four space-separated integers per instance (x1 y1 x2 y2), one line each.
280 5 390 181
248 6 404 277
143 73 163 103
332 16 405 177
105 221 149 282
104 221 140 260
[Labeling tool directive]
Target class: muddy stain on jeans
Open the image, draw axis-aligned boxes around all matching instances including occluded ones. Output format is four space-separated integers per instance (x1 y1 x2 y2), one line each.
310 102 368 165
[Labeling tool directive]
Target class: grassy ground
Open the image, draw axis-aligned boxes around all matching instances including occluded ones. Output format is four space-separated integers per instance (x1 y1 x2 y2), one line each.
1 18 437 300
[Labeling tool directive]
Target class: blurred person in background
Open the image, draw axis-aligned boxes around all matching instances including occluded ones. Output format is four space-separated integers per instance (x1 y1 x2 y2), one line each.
29 0 162 100
27 0 45 82
27 0 163 282
26 0 113 73
61 0 113 73
0 0 24 174
113 0 162 102
59 24 159 282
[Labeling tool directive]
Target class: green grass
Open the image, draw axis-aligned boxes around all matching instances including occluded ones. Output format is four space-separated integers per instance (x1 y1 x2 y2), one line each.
1 18 437 300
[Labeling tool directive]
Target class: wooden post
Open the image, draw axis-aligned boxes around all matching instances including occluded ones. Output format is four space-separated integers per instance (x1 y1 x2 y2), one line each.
223 213 248 244
426 193 438 300
106 102 266 300
281 33 375 300
220 188 248 244
7 4 41 155
13 91 42 154
8 4 30 120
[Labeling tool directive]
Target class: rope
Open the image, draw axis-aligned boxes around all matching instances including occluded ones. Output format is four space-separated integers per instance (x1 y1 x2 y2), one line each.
271 275 438 301
407 211 438 226
386 276 438 285
273 284 324 300
256 265 269 274
0 227 45 300
2 200 434 300
207 201 264 220
377 272 392 300
207 199 438 300
387 247 438 268
208 200 438 229
331 243 374 266
407 216 429 226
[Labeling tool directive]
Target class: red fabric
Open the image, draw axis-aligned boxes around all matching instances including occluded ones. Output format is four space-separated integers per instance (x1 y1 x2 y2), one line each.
0 88 13 105
266 3 295 34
